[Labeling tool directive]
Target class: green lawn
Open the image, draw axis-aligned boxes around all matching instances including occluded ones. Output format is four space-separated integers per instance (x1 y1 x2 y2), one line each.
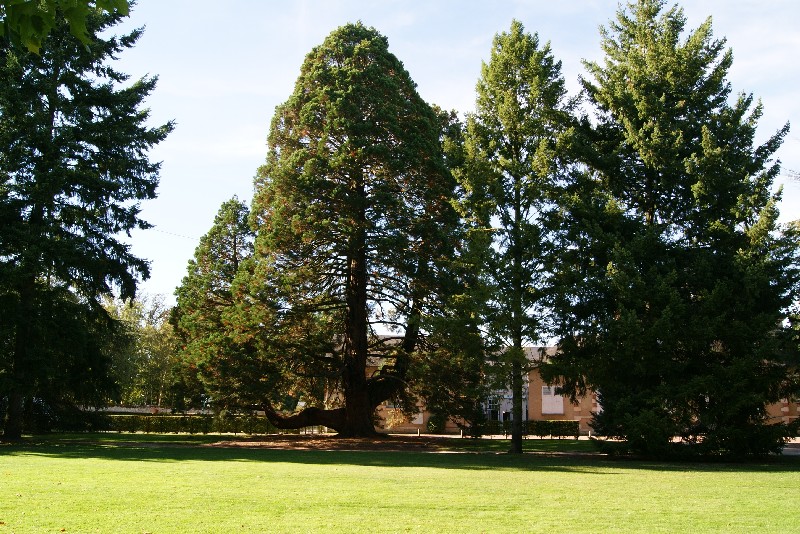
1 434 798 533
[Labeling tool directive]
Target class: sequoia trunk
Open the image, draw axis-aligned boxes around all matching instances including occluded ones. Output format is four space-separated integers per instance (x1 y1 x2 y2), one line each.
338 184 378 437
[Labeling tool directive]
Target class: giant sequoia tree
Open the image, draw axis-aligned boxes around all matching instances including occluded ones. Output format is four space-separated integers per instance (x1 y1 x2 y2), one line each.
544 0 800 456
463 20 577 453
0 9 171 439
240 23 467 436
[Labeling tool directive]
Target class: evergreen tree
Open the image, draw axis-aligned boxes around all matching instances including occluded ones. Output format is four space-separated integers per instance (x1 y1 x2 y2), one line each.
242 23 466 436
463 20 577 452
0 8 172 439
411 108 492 434
543 0 800 456
172 197 259 410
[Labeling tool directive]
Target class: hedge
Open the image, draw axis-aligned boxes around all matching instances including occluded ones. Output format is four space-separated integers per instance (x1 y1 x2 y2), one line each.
525 420 580 439
103 413 305 435
471 419 580 439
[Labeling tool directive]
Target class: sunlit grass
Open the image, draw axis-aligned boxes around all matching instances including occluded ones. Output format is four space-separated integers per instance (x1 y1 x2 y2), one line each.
1 435 797 533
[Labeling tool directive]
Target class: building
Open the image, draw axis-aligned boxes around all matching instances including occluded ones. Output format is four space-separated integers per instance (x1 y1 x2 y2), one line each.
376 347 799 436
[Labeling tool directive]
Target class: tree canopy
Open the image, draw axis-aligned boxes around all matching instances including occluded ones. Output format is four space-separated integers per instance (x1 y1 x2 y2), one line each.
171 7 799 453
0 7 171 439
222 22 474 436
8 1 792 455
172 197 259 410
462 19 578 452
542 0 800 456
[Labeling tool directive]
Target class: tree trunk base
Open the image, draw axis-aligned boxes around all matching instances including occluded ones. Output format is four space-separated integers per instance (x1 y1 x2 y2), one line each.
2 391 25 442
262 400 382 438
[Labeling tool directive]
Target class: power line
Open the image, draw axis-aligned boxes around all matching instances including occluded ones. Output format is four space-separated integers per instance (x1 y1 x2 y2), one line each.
149 228 199 241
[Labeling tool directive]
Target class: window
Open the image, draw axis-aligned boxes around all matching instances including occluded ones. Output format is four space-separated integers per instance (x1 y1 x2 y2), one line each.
541 386 564 415
487 397 500 421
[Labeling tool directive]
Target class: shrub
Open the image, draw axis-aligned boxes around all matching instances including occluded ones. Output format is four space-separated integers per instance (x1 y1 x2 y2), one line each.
426 413 447 434
104 413 279 435
526 420 580 439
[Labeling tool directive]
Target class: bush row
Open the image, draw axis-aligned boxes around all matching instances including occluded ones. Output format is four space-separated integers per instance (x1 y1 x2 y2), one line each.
475 419 580 439
526 419 580 439
104 413 291 435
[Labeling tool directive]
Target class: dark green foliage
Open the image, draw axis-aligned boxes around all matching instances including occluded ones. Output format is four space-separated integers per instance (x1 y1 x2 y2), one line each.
172 198 259 410
0 8 172 439
426 412 446 434
103 412 283 435
543 0 800 457
411 327 489 434
238 23 473 436
526 420 580 439
404 107 491 433
468 419 579 439
0 396 108 433
0 287 122 433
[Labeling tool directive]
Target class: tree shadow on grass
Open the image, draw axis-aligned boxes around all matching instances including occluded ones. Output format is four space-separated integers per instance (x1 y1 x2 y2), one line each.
1 435 799 474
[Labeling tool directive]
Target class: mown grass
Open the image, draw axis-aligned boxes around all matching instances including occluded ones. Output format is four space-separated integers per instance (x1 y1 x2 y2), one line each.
1 434 798 533
43 431 599 453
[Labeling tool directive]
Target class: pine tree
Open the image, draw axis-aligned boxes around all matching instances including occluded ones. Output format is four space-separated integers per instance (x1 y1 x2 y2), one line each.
0 8 172 439
544 0 800 456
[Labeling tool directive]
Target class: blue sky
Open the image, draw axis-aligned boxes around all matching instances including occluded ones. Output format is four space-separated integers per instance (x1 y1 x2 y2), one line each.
111 1 800 301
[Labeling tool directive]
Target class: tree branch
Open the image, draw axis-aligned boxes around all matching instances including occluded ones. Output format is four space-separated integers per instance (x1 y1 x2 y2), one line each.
262 401 346 434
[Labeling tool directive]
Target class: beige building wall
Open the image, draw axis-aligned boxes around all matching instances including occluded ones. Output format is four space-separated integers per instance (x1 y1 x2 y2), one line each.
767 398 800 425
526 368 596 435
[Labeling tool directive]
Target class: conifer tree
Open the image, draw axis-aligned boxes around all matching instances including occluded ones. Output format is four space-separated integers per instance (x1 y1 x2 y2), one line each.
463 20 577 452
242 23 466 436
0 8 172 439
544 0 800 456
172 198 260 409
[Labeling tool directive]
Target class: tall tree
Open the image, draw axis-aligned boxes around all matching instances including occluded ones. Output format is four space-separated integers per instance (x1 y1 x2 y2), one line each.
242 23 465 437
463 20 577 452
543 0 800 456
0 8 172 439
172 197 259 410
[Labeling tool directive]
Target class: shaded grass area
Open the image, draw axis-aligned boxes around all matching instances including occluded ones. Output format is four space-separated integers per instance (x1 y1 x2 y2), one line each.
1 434 798 533
31 431 600 453
35 431 238 446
